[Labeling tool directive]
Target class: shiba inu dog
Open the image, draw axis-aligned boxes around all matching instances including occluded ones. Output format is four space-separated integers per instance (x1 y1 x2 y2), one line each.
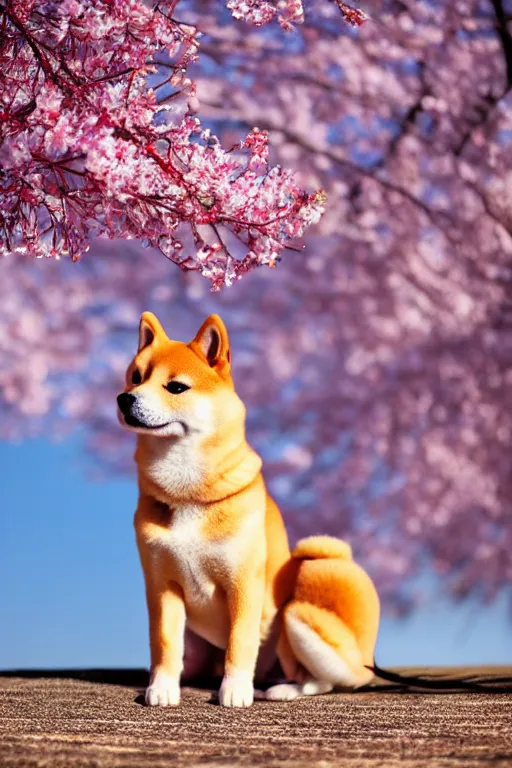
117 312 380 707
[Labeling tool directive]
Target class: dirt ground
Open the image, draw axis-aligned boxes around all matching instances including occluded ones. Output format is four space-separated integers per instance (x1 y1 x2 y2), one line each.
0 668 511 767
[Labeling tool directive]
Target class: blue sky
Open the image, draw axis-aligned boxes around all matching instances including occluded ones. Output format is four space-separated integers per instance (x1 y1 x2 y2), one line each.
1 436 510 670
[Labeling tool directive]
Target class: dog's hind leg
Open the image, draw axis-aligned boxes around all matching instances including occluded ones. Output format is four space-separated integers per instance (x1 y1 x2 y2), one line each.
267 601 373 701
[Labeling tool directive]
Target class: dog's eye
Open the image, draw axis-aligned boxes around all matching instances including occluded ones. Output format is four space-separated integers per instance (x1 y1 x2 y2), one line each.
165 381 190 395
131 369 142 385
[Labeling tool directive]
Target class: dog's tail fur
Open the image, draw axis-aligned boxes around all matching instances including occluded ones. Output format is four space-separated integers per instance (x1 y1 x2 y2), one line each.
292 535 353 562
275 535 378 690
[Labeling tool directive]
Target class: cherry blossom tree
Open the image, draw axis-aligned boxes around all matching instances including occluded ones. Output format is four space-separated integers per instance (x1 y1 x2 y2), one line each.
2 0 512 612
0 0 334 288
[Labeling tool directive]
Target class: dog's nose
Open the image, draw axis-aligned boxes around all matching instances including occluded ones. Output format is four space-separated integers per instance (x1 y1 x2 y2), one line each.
117 392 136 414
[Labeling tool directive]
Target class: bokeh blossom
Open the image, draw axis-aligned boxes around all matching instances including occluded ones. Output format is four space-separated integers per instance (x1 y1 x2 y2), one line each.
1 0 511 613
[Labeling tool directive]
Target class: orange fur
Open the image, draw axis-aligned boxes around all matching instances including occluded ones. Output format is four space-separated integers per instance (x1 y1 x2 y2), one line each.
269 535 379 696
292 538 380 666
284 602 373 686
292 535 352 561
118 313 380 707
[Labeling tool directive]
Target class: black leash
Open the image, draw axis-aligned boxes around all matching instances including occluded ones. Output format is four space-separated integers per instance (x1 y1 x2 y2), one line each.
365 662 512 693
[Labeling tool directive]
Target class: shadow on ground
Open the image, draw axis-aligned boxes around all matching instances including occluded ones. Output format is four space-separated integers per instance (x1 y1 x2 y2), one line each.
1 665 512 692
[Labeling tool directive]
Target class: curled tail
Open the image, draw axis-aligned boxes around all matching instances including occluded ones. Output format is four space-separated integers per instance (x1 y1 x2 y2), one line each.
292 535 352 561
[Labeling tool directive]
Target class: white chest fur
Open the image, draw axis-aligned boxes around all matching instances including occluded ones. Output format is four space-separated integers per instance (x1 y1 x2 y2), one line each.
147 503 259 649
160 505 220 599
141 436 204 500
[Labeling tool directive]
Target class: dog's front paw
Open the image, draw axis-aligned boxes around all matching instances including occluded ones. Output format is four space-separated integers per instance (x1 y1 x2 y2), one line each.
145 672 180 707
219 671 254 708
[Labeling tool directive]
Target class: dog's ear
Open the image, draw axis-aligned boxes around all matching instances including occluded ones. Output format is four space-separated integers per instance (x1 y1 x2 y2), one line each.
191 314 231 376
138 312 167 351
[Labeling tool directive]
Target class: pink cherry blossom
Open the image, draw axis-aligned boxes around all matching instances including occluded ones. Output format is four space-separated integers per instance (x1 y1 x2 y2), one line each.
1 0 511 614
0 0 338 287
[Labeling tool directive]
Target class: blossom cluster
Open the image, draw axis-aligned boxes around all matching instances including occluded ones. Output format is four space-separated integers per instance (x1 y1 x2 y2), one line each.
0 0 336 287
4 0 510 612
227 0 305 29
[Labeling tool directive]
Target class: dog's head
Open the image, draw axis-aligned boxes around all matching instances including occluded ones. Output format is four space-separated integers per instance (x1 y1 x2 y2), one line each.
117 312 243 439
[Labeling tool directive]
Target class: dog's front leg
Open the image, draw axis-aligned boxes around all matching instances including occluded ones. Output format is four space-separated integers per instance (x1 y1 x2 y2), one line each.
145 579 186 707
219 576 264 708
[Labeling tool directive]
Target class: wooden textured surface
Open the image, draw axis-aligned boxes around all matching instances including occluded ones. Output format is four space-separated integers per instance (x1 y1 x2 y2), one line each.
0 669 511 767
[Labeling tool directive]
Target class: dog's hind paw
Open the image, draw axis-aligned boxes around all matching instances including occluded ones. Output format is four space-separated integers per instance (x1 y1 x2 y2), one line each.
265 683 302 701
265 679 334 701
